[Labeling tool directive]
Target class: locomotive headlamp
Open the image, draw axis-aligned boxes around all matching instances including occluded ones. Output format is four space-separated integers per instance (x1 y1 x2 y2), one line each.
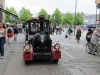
25 45 30 50
25 50 29 52
55 44 60 49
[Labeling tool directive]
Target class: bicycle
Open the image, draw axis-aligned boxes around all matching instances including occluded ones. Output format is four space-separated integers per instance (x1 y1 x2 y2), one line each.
86 42 100 56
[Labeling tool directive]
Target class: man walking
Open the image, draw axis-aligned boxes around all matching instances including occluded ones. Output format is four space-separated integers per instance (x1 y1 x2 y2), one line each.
12 23 19 41
67 27 73 39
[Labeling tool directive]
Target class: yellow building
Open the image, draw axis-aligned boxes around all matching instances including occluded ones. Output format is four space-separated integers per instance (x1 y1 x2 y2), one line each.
95 0 100 8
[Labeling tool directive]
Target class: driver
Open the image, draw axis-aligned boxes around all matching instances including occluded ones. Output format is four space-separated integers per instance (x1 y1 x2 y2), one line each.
31 23 39 32
31 23 40 39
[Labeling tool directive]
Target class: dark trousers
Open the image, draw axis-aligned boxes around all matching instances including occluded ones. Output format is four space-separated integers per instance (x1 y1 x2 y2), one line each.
19 28 22 33
0 38 5 56
89 43 97 54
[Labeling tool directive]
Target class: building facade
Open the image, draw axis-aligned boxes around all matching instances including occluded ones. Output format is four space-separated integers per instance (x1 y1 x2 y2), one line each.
84 15 96 25
0 0 5 22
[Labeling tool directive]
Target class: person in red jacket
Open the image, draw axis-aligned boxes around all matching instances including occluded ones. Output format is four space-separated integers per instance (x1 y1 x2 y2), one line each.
7 26 13 44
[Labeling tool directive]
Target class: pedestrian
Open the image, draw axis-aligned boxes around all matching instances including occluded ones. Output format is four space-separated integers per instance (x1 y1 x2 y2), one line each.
76 28 81 43
12 23 19 41
50 26 53 35
59 26 62 35
0 22 7 59
18 23 22 33
51 26 55 35
7 26 13 44
67 27 73 39
56 26 59 35
89 27 100 55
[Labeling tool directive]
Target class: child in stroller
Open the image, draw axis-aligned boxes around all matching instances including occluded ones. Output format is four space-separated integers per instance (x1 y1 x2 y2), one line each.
86 28 93 42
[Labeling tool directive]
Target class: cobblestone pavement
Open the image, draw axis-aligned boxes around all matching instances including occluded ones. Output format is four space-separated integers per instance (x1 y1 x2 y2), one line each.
0 32 100 75
0 33 24 75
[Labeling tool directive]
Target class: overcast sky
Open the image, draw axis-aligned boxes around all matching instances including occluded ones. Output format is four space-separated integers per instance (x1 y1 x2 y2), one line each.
5 0 96 15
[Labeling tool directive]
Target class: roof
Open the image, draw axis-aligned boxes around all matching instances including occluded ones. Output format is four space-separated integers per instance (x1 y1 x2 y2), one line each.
26 18 51 23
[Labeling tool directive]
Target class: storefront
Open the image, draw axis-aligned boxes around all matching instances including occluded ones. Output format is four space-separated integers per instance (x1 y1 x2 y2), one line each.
95 0 100 28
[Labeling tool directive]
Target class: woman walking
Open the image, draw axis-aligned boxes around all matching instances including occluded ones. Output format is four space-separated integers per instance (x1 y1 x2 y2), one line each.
0 22 7 59
76 28 81 43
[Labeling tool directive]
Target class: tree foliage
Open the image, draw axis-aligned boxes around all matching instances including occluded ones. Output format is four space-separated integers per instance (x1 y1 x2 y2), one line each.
19 7 32 22
4 7 84 25
51 8 62 26
63 12 74 26
75 12 84 25
5 7 10 23
10 7 17 15
38 8 48 19
5 7 18 23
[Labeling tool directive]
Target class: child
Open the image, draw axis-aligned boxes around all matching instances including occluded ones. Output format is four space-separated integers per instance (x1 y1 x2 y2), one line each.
7 26 13 44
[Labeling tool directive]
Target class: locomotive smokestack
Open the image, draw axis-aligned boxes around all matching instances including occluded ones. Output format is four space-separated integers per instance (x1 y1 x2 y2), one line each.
39 15 45 31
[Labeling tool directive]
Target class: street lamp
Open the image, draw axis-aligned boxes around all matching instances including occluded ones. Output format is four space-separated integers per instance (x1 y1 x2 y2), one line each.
74 0 77 35
95 7 97 26
0 5 3 22
54 13 56 30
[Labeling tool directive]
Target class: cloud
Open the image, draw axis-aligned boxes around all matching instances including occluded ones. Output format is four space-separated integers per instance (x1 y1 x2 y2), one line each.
5 0 96 15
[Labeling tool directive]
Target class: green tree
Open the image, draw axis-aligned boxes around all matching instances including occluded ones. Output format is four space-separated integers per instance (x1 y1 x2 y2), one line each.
51 8 62 26
75 12 84 25
63 12 74 26
10 7 17 15
38 8 48 19
5 7 10 23
19 7 32 22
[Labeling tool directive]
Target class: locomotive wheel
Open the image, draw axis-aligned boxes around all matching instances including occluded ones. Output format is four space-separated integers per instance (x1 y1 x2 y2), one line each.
53 59 59 64
25 61 29 64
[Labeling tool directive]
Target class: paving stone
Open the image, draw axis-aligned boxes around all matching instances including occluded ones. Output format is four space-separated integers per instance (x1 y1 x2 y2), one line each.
1 32 100 75
69 69 85 75
81 68 100 75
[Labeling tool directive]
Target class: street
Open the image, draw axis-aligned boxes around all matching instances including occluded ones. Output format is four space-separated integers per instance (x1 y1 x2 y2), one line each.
0 32 100 75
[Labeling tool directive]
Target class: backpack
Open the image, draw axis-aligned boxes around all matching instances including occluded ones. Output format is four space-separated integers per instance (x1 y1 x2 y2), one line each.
7 28 12 33
70 29 73 33
65 34 68 38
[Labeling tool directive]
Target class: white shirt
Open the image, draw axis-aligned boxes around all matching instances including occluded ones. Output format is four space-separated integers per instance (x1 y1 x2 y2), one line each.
0 29 4 37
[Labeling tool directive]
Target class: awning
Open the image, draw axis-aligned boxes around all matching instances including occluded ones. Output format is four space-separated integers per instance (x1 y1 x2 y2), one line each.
0 7 18 19
87 25 96 28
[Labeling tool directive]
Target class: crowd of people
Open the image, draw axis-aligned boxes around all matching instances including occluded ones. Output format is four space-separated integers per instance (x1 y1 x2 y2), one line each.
64 26 100 55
